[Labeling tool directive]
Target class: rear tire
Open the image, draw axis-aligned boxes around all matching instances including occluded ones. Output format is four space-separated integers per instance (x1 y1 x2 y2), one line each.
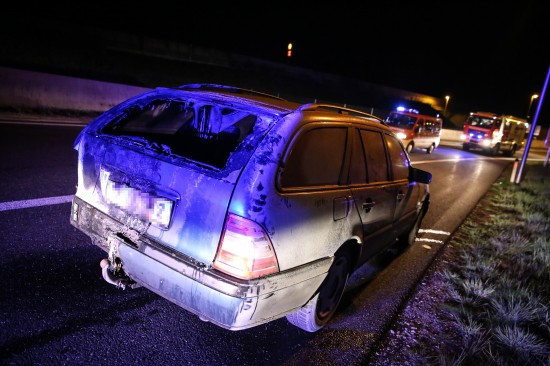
426 144 435 154
286 254 350 332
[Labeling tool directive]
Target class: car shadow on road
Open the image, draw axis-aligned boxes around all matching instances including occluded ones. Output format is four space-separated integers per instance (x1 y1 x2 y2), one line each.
341 242 408 304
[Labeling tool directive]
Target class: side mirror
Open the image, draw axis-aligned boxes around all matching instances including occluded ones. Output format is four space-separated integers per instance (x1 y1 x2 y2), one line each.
409 167 432 184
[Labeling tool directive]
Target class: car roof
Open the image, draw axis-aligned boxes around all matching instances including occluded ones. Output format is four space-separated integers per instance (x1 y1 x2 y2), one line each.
390 110 442 121
177 83 302 115
178 84 387 126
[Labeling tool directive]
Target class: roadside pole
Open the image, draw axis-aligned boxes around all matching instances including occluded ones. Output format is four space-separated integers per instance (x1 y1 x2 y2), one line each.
510 159 519 182
544 128 550 167
516 65 550 183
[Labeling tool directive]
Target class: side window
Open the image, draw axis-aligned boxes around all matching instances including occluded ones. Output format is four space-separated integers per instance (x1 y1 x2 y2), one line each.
280 127 347 188
360 129 389 183
385 134 410 181
350 129 367 184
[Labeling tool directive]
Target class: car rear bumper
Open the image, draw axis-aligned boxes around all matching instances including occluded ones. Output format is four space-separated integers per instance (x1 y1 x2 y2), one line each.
70 196 332 330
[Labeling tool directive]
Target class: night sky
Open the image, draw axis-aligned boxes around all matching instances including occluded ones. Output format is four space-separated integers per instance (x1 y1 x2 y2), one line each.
6 1 550 127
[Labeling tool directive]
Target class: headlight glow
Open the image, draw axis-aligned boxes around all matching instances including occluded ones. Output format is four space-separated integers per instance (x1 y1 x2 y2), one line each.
396 132 407 140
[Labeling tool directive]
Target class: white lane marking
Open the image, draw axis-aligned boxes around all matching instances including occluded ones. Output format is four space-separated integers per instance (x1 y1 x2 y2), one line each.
412 156 547 164
412 157 495 164
416 238 445 244
415 228 449 244
418 229 451 235
0 195 73 212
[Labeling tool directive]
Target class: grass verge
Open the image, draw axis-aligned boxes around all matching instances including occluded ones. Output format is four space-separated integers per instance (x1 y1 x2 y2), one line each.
370 162 550 366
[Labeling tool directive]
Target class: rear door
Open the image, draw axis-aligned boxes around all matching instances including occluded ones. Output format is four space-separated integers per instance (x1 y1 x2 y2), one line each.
271 124 358 268
418 118 440 149
413 118 428 149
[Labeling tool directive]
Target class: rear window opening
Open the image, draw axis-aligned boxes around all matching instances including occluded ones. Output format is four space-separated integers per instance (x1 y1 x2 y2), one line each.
101 100 258 169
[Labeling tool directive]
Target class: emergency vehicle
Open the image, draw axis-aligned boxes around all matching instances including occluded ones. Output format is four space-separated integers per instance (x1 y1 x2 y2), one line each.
385 108 442 154
461 111 527 156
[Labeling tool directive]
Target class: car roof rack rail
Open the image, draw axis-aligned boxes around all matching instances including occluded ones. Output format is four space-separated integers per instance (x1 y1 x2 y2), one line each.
297 103 385 124
178 83 287 101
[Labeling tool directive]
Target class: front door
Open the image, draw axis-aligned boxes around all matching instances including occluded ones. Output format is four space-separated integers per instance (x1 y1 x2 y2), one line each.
348 128 397 261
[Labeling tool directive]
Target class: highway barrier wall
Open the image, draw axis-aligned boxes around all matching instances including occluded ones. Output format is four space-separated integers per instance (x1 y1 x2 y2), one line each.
0 66 150 113
0 66 546 150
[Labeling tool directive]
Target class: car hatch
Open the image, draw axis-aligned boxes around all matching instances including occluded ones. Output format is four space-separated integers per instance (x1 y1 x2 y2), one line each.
74 98 271 265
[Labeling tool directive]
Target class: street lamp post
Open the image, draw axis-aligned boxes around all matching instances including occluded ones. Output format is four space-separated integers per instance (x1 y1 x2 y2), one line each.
443 95 450 116
526 94 539 120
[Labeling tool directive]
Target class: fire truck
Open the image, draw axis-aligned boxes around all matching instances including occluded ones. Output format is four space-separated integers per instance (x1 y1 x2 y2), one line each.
461 111 528 156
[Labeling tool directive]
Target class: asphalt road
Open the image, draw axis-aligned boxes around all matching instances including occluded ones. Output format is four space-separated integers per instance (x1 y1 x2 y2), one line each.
1 122 546 365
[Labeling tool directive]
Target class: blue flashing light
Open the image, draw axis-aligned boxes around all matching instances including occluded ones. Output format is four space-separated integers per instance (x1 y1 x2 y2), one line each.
395 106 419 114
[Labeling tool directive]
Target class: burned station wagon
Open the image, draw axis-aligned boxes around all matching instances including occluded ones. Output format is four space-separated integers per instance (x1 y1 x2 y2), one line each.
71 84 432 332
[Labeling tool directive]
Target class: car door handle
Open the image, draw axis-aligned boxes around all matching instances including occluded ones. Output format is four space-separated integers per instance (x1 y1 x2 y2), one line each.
397 192 405 201
362 200 376 212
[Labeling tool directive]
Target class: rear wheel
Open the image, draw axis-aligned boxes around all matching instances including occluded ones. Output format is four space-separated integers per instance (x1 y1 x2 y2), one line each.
286 253 350 332
406 143 414 154
426 144 435 154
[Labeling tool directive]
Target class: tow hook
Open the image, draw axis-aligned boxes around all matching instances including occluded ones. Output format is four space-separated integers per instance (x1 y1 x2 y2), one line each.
100 258 139 290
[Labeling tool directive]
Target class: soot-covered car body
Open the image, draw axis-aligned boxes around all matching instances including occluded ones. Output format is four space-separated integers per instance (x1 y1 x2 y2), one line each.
70 84 432 332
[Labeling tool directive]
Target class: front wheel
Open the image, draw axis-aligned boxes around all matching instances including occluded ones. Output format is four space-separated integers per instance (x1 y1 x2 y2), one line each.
504 145 517 157
286 254 350 332
406 143 414 154
397 198 429 249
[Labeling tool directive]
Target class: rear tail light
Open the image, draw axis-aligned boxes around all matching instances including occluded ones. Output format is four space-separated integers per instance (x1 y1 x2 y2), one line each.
213 214 279 280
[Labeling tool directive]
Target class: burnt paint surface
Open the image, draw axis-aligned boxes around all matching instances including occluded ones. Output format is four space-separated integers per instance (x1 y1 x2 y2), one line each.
74 87 289 264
